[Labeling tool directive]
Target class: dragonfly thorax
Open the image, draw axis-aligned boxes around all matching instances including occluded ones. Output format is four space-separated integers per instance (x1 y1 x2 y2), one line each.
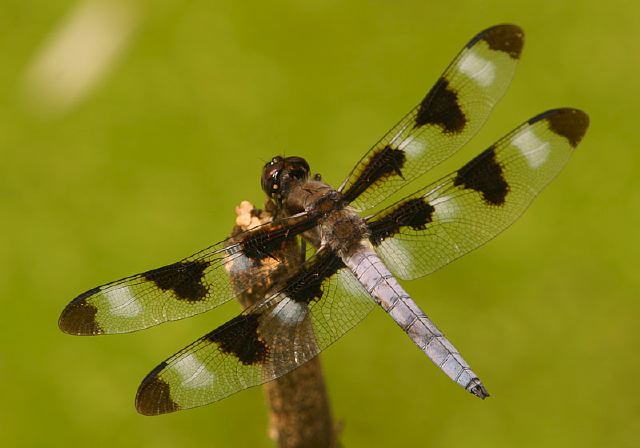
320 208 368 257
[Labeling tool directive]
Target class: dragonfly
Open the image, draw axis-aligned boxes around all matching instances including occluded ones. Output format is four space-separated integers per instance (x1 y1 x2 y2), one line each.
59 24 589 415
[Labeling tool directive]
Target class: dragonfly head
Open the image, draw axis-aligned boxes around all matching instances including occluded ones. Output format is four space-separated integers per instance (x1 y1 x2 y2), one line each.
261 156 310 201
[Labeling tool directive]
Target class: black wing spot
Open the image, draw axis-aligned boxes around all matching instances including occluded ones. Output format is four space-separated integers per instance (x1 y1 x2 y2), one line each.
287 251 344 304
368 198 435 246
341 145 407 203
143 260 210 302
59 287 103 335
136 362 180 415
415 78 466 134
454 146 509 206
534 108 589 148
240 227 286 260
468 24 524 60
240 218 317 260
207 314 268 365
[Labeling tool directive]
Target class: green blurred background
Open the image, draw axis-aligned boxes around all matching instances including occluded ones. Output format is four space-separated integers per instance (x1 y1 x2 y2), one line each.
2 0 638 446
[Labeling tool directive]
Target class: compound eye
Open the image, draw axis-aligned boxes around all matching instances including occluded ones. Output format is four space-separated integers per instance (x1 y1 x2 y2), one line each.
284 156 310 181
261 157 283 198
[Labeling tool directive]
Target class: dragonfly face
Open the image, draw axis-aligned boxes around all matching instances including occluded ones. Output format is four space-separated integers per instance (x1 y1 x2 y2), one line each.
261 156 311 203
59 24 589 415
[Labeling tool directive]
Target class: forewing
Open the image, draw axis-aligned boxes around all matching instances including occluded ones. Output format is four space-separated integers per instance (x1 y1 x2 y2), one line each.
366 108 589 280
59 213 317 335
339 24 524 211
135 250 374 415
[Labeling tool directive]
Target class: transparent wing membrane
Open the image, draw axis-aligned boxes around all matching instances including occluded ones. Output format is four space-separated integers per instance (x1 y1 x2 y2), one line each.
340 24 524 212
135 250 374 415
59 213 315 334
367 108 589 280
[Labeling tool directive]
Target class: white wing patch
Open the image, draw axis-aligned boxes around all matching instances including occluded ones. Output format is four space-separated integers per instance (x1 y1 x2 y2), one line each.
271 297 308 326
173 353 215 389
458 50 496 87
430 195 458 221
399 135 426 158
376 238 418 280
104 286 141 317
512 128 550 169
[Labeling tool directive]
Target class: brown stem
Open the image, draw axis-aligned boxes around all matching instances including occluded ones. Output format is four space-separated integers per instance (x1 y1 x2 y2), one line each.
230 201 339 448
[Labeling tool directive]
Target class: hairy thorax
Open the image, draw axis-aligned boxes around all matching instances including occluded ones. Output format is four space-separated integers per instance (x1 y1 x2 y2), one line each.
320 209 368 257
282 179 368 256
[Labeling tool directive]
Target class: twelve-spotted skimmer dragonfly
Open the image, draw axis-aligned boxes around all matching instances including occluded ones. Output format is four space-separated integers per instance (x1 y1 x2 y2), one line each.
59 24 589 415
